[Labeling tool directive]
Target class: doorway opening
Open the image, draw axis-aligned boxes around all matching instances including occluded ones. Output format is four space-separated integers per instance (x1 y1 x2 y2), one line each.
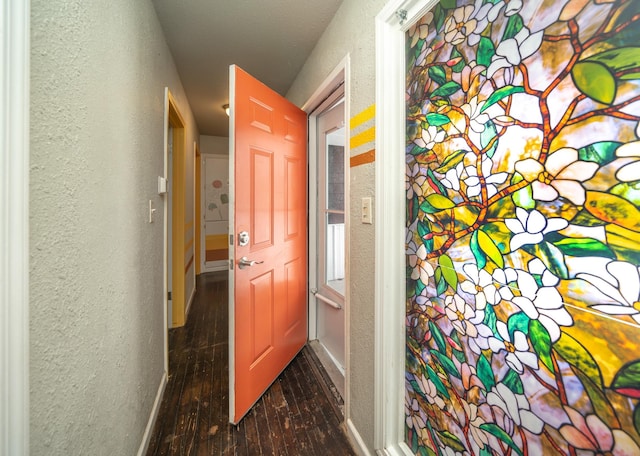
305 57 350 413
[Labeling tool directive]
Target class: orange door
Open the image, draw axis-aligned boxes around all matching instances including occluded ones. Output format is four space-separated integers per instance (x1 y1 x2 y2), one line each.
229 65 308 424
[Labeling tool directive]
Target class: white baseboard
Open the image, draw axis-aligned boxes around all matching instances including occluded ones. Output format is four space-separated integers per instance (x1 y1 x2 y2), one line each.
347 418 373 456
137 371 168 456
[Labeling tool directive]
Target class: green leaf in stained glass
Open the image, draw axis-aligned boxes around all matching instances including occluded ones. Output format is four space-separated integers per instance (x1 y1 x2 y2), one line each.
435 149 466 174
507 312 530 339
440 0 456 9
428 65 447 86
480 120 498 158
606 224 640 264
429 320 446 353
479 424 524 456
477 229 504 268
425 113 451 127
431 81 462 99
502 14 524 41
437 431 466 452
436 273 448 296
480 446 492 456
578 141 621 165
512 177 535 210
529 241 569 279
480 85 526 113
426 193 455 210
555 333 604 388
586 47 640 80
529 320 553 371
427 168 447 195
470 230 488 269
571 61 616 105
551 236 616 259
433 4 445 33
438 254 458 290
477 37 495 68
425 364 450 399
571 208 608 227
431 350 461 378
476 354 495 391
420 199 441 215
483 304 498 336
611 360 640 398
411 427 419 452
585 191 640 232
611 181 640 206
418 446 437 456
502 369 525 395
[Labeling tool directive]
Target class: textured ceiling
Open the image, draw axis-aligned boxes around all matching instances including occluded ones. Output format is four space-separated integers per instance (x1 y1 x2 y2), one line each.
152 0 344 137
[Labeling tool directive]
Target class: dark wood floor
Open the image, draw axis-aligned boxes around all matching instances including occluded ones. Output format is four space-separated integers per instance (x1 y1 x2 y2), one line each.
146 271 355 456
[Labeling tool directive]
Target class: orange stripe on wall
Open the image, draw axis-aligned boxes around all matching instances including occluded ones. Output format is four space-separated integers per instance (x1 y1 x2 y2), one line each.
350 149 375 167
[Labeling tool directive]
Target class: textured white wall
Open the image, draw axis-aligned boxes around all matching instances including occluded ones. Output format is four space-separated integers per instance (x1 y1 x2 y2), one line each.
30 0 199 454
287 0 388 451
200 135 229 155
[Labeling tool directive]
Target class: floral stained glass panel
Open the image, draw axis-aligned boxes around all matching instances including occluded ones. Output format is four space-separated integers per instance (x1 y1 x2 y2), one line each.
405 0 640 455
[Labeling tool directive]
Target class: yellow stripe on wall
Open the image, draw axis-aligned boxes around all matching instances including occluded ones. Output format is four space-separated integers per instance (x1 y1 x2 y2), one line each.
350 126 375 150
350 104 375 130
206 234 228 250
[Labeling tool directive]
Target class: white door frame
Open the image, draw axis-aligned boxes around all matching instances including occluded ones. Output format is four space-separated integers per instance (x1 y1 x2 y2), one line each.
1 0 30 454
302 54 351 419
374 1 437 454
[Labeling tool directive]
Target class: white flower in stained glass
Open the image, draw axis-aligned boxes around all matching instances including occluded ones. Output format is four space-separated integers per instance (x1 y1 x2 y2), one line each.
488 321 539 373
415 373 446 409
467 0 503 46
468 322 493 354
487 383 544 434
486 26 544 78
504 0 523 16
505 207 569 252
406 163 427 199
407 240 435 285
464 156 508 199
408 13 432 48
577 261 640 324
515 148 598 205
615 138 640 182
441 162 464 191
460 263 499 309
443 5 477 45
511 269 573 342
492 267 518 300
414 125 446 150
461 96 491 133
445 294 483 337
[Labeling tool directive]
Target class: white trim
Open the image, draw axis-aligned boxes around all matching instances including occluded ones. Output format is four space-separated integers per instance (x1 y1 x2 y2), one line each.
1 1 30 454
203 261 228 273
374 0 435 454
227 65 237 422
303 55 351 423
136 372 168 456
162 88 170 374
346 419 373 456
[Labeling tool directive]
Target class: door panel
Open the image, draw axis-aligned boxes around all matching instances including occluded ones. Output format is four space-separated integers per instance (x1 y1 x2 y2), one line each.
229 65 307 424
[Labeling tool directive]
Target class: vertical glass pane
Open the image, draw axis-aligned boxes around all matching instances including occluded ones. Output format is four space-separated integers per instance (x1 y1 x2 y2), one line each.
325 127 345 294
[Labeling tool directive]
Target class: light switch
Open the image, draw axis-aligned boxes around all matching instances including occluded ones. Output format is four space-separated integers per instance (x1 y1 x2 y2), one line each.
362 197 372 224
158 176 167 194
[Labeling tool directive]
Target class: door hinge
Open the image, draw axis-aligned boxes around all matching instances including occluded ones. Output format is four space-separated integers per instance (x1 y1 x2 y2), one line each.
229 259 234 270
229 234 234 245
168 291 172 301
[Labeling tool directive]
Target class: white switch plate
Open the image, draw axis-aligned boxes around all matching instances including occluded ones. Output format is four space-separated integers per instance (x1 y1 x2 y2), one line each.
362 197 372 224
158 176 167 194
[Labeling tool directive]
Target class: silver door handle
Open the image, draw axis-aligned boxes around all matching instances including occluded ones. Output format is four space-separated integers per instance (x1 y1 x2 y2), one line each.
238 256 264 269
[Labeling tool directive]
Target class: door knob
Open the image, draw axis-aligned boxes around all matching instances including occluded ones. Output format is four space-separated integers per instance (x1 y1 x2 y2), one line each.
238 256 264 269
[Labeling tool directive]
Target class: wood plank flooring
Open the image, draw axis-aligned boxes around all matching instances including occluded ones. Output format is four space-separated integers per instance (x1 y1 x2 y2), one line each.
146 271 355 455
